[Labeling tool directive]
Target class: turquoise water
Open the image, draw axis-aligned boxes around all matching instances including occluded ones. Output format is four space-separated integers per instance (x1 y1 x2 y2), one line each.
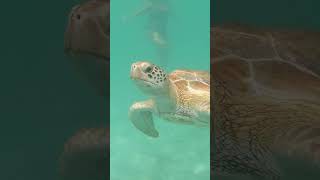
110 0 210 180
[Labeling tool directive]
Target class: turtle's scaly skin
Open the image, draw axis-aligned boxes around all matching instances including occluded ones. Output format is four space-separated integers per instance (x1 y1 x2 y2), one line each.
211 25 320 179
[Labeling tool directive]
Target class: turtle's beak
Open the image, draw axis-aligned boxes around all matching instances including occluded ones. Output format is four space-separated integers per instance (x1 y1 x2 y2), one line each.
130 63 139 79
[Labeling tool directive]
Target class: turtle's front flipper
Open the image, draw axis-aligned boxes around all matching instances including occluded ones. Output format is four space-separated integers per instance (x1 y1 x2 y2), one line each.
129 100 159 137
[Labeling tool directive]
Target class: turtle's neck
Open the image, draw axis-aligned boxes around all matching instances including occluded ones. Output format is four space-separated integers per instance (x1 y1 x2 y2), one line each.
150 87 176 114
153 96 176 113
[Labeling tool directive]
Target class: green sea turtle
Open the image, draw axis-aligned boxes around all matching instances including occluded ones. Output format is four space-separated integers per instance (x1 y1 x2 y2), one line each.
211 24 320 179
129 61 210 137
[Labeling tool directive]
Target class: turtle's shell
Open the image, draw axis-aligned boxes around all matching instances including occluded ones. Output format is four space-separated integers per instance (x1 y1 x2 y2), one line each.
211 25 320 101
60 128 109 180
169 70 210 86
168 70 210 113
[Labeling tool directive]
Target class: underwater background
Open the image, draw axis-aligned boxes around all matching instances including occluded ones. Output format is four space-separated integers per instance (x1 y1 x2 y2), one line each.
110 0 210 180
0 0 318 180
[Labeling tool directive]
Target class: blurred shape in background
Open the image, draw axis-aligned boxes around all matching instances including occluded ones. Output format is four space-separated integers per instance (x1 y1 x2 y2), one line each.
61 0 110 180
130 0 170 67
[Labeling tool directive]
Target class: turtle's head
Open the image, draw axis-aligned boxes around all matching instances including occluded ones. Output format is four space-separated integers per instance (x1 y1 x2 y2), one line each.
130 61 168 95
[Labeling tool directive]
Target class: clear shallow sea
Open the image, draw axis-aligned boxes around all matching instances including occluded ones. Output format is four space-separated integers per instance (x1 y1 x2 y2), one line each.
110 0 210 180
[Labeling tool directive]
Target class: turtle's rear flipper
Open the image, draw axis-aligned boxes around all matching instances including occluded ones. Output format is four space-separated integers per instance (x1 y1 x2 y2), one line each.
129 101 159 138
60 128 109 180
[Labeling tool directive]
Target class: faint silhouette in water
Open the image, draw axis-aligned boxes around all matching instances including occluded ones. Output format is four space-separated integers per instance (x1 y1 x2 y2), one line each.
211 24 320 180
128 0 170 67
62 0 109 180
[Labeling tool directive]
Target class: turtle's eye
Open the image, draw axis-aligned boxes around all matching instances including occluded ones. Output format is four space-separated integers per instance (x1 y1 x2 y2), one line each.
144 66 152 73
